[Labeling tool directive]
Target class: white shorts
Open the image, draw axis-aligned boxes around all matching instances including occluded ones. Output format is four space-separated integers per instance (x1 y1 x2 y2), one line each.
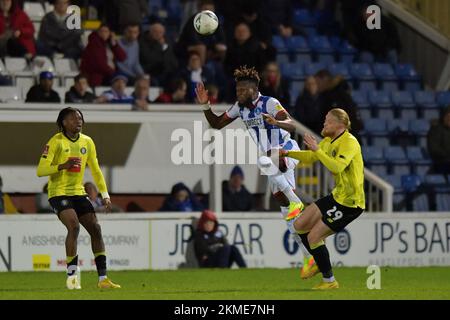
269 139 300 194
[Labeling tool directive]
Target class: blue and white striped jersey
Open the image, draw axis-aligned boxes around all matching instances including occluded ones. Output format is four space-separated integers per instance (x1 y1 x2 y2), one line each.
225 93 296 152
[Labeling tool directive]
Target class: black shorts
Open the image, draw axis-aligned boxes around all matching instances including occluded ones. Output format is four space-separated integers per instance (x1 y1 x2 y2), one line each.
315 194 363 232
48 195 95 216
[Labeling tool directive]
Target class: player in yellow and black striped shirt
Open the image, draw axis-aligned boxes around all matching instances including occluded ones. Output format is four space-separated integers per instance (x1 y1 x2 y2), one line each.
281 108 365 290
37 107 120 290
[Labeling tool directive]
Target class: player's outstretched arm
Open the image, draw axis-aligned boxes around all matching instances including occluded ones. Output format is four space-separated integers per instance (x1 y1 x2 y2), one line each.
195 82 235 129
262 109 296 132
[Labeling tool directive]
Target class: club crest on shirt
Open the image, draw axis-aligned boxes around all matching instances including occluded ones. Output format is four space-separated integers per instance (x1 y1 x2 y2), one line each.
80 147 87 154
332 150 337 157
254 107 262 115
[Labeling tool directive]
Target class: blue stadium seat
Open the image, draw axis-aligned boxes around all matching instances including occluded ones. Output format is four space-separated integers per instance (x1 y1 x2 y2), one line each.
373 63 398 91
273 36 287 53
289 81 304 105
308 36 335 65
293 9 317 26
280 62 304 80
304 62 327 76
436 91 450 108
414 91 438 119
328 63 350 80
424 174 447 187
337 40 357 64
406 146 432 175
395 64 422 91
358 51 375 64
361 118 387 135
363 146 387 174
352 90 371 119
286 36 310 53
369 90 393 119
392 91 417 119
401 174 422 193
436 193 450 211
384 146 410 175
412 193 429 211
382 174 406 210
294 53 313 64
408 119 430 136
387 119 409 133
350 63 375 90
276 53 290 65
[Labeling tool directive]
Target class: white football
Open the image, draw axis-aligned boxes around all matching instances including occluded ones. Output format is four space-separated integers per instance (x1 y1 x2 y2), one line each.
193 10 219 35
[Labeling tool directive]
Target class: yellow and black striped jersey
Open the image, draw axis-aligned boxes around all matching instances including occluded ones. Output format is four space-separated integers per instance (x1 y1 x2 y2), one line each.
37 132 108 199
287 130 365 209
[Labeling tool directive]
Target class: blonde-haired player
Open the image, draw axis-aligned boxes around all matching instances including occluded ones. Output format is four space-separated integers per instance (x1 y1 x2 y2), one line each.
281 108 365 289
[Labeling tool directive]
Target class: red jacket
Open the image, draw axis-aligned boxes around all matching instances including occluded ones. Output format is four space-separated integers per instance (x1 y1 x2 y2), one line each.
80 31 127 87
0 4 36 55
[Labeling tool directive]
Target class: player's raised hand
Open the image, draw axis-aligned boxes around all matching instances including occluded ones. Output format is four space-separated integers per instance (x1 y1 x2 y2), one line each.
262 113 278 126
304 133 319 151
195 82 209 104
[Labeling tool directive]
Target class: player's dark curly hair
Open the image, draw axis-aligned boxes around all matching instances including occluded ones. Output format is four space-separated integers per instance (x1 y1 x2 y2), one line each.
234 65 260 86
56 107 84 133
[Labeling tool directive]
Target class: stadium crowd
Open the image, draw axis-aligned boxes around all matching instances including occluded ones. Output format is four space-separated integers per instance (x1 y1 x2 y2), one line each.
0 0 449 214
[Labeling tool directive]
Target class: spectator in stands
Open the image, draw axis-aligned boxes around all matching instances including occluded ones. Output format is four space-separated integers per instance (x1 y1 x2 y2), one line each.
160 182 203 212
65 74 99 103
97 73 134 104
315 69 363 139
104 0 149 34
25 71 61 103
131 74 151 110
139 21 178 87
259 62 290 109
0 0 35 58
84 181 105 211
231 1 275 62
293 76 322 134
37 0 83 59
155 78 187 104
175 0 227 66
224 21 266 77
224 21 267 101
79 24 127 87
345 3 401 64
194 209 247 268
0 174 18 214
178 51 215 103
261 0 294 38
427 105 450 175
222 165 253 212
84 181 122 213
35 183 52 213
117 24 144 85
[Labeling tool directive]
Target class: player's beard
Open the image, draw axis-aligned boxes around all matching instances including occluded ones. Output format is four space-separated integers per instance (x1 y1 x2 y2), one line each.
238 97 254 109
321 127 330 137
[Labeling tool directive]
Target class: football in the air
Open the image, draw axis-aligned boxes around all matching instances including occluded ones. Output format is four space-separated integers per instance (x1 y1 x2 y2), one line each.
193 10 219 35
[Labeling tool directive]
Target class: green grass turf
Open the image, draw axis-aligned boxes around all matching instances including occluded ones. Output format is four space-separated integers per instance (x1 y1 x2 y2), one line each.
0 267 449 300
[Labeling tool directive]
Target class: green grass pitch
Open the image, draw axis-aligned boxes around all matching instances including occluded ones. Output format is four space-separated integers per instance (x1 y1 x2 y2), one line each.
1 267 449 300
